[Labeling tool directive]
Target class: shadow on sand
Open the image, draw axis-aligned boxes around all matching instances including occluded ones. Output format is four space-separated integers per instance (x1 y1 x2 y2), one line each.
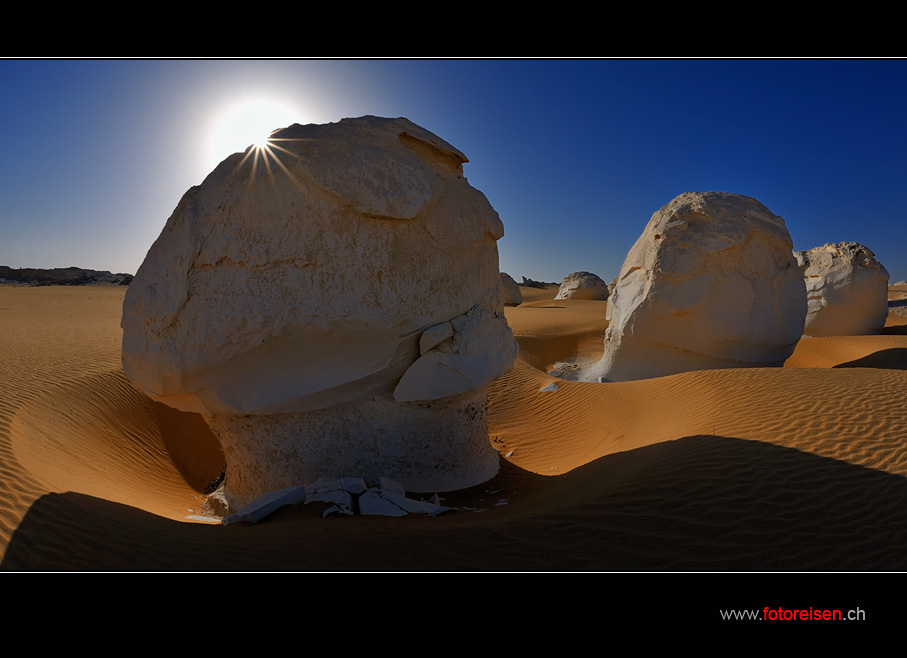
5 435 907 571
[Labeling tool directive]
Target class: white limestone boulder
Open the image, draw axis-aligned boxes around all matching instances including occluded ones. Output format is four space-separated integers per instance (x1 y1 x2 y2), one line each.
795 242 890 336
554 271 609 300
585 192 806 382
500 272 522 306
122 116 517 509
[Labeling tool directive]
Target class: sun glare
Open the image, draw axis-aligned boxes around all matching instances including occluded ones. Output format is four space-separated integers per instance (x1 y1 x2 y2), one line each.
208 99 301 170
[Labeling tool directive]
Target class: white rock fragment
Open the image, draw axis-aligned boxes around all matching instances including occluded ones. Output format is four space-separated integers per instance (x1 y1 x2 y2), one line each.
340 477 368 496
359 489 408 517
222 485 307 525
419 322 454 355
186 515 222 523
539 383 559 392
379 477 406 495
121 116 517 511
554 271 609 300
305 488 354 513
586 192 806 382
381 490 449 515
795 242 890 336
393 305 517 402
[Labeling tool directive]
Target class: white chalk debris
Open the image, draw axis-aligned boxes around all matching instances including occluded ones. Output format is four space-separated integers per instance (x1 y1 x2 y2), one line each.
221 485 307 525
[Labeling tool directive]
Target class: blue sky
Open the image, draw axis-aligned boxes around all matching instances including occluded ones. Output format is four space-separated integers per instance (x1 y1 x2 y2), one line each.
2 58 905 283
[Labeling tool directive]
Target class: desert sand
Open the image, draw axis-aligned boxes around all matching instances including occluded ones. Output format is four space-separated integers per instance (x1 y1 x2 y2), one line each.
2 282 907 571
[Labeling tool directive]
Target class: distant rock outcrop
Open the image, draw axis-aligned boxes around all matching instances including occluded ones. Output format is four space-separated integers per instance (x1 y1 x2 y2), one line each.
554 271 609 300
499 272 522 306
519 276 555 289
586 192 806 382
795 242 890 336
0 266 132 286
122 116 517 510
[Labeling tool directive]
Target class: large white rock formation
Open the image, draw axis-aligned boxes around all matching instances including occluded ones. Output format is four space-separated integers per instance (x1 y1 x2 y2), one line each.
122 116 517 509
795 242 890 336
554 271 609 300
499 272 522 306
585 192 806 382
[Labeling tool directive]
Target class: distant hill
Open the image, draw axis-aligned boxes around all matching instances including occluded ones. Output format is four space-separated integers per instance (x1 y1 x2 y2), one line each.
0 266 133 286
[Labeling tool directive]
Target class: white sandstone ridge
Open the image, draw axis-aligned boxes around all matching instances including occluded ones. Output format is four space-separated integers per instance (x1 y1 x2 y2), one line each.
794 242 890 336
584 191 807 382
554 271 609 300
122 116 517 510
499 272 522 306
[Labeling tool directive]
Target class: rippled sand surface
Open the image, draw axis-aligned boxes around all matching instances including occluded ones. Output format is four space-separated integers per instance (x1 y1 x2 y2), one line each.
3 284 907 571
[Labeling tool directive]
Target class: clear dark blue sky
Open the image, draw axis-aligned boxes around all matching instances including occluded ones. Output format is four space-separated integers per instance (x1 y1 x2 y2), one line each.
2 58 905 283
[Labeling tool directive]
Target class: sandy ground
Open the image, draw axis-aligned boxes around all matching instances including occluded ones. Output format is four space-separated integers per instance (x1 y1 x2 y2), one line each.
2 283 907 571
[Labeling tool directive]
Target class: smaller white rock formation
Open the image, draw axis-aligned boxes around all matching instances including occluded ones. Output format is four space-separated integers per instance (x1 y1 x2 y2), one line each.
499 273 522 306
795 242 890 336
586 192 806 382
554 271 609 300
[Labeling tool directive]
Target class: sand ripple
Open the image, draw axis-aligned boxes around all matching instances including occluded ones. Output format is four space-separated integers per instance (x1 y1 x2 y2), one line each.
3 284 907 570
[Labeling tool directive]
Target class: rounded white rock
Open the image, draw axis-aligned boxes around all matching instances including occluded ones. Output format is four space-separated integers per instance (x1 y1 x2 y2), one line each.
585 192 806 382
122 116 517 509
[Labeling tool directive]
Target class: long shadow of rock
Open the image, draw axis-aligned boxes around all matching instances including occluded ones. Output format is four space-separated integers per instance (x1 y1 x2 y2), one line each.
833 348 907 370
4 436 907 571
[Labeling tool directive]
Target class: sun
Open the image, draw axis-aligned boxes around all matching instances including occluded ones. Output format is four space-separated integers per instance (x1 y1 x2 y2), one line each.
208 98 301 170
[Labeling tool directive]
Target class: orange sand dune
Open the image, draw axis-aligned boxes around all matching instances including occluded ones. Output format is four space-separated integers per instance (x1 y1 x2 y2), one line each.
2 283 907 571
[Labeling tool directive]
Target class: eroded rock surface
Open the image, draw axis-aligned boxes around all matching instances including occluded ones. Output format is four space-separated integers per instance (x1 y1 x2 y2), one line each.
554 271 609 300
795 242 890 336
122 116 516 509
585 192 806 382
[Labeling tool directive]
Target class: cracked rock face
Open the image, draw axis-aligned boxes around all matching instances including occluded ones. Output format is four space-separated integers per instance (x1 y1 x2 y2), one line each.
795 242 890 336
585 192 806 382
121 116 517 509
554 271 609 300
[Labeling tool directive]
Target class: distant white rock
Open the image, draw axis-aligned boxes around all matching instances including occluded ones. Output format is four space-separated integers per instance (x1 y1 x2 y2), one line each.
795 242 890 336
122 116 517 511
892 280 907 287
499 272 522 306
585 192 806 382
554 271 609 300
